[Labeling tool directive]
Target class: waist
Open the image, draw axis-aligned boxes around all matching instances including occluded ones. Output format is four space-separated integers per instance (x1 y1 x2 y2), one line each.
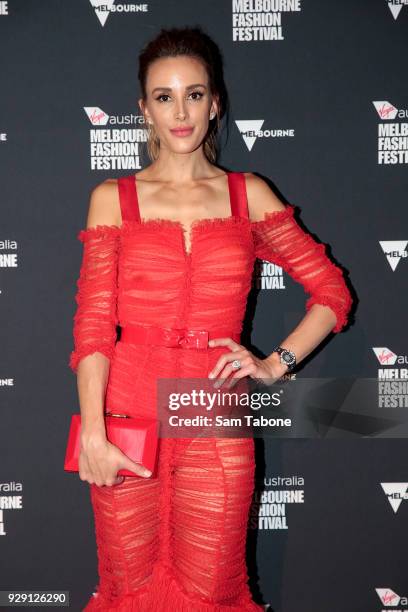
120 323 241 350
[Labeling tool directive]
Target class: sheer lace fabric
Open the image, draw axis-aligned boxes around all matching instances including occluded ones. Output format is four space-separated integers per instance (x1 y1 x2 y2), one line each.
69 225 121 373
68 185 352 609
251 205 352 333
69 206 351 373
86 437 260 611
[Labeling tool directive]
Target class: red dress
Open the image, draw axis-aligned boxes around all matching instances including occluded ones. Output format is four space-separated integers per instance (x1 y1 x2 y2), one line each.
69 172 352 610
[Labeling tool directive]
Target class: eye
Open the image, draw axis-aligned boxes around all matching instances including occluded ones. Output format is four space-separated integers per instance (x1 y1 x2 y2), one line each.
155 94 171 102
189 91 204 100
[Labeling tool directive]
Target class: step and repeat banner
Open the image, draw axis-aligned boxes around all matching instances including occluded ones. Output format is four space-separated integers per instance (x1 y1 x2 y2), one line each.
1 1 407 611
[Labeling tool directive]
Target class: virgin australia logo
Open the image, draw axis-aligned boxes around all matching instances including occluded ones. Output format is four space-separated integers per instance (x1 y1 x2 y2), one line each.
376 587 408 606
372 100 408 120
84 107 109 125
84 106 143 126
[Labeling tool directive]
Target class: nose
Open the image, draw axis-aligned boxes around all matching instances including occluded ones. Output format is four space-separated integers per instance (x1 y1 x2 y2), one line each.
175 99 187 120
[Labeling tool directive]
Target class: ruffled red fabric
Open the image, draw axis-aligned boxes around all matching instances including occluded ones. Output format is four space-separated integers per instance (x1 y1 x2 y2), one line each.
68 202 351 610
69 216 255 373
82 437 264 611
251 204 352 332
69 207 352 372
84 563 263 611
69 225 121 373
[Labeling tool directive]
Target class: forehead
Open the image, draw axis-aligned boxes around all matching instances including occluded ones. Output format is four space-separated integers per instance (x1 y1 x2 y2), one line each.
146 55 209 89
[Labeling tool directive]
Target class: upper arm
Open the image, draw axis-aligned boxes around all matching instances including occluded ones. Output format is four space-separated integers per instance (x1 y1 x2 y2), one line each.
244 172 287 222
85 178 122 229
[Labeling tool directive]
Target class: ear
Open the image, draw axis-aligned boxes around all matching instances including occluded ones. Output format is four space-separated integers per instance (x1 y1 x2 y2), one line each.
210 94 220 119
138 98 151 123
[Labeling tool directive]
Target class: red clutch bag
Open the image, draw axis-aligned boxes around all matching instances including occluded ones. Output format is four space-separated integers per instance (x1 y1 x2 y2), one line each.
64 411 159 477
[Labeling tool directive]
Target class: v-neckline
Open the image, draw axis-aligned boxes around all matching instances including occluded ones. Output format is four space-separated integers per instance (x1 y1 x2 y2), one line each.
133 172 235 258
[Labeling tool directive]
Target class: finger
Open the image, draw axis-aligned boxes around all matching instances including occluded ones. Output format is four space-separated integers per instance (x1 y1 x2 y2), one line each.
213 362 249 389
211 353 250 385
209 349 248 380
215 356 255 389
122 456 152 478
208 337 241 350
226 363 258 388
225 371 246 389
103 472 124 487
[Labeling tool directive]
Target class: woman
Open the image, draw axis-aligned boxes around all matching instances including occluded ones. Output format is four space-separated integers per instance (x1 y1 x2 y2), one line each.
69 26 352 611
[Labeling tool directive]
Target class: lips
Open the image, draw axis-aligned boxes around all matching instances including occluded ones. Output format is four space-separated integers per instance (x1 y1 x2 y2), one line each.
170 127 194 136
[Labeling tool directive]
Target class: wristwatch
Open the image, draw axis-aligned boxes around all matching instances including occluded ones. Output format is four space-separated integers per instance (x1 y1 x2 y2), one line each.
272 345 297 371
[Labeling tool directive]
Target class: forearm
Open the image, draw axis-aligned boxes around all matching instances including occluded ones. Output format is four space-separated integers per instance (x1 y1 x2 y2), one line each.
76 352 111 439
265 303 338 370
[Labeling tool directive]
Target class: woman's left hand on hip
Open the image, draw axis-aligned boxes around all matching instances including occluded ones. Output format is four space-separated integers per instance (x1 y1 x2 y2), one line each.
208 337 288 389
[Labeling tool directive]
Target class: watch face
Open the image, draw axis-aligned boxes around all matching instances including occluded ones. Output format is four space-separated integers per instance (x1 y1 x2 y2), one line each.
282 350 296 366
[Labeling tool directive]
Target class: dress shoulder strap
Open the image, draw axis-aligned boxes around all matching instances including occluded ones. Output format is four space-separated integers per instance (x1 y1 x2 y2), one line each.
117 175 141 223
227 172 249 219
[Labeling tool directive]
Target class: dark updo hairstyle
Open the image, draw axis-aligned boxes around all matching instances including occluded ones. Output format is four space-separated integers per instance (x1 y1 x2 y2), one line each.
138 25 229 163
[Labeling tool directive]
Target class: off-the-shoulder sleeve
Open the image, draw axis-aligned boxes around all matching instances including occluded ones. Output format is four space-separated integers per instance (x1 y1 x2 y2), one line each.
69 225 121 373
251 204 352 333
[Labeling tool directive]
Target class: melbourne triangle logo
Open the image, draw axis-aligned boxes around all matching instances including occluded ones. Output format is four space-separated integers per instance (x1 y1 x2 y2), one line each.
386 0 408 20
380 482 408 513
379 240 408 271
89 0 115 27
235 120 264 152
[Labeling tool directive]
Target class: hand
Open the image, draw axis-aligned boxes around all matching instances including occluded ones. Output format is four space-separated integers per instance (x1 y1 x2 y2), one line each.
208 337 289 389
78 430 152 487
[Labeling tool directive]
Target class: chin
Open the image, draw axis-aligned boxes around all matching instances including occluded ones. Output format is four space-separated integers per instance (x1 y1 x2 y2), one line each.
166 139 204 154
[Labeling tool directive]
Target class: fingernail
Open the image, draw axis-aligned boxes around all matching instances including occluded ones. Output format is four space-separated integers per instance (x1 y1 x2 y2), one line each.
208 372 214 378
143 469 152 477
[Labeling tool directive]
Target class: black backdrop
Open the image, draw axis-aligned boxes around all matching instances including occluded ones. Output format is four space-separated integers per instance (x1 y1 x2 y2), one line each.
1 1 408 611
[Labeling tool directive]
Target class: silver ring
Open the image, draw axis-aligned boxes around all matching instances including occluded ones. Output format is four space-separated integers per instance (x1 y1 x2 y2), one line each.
231 359 241 370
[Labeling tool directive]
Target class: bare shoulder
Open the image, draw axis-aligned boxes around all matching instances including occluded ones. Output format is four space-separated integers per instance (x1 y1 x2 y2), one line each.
86 177 122 229
243 172 286 222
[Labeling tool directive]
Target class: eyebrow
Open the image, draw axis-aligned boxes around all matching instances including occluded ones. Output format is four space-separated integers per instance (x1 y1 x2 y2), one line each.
151 83 208 94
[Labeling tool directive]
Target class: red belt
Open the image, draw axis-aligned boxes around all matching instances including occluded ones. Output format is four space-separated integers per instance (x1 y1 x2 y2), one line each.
120 324 241 350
